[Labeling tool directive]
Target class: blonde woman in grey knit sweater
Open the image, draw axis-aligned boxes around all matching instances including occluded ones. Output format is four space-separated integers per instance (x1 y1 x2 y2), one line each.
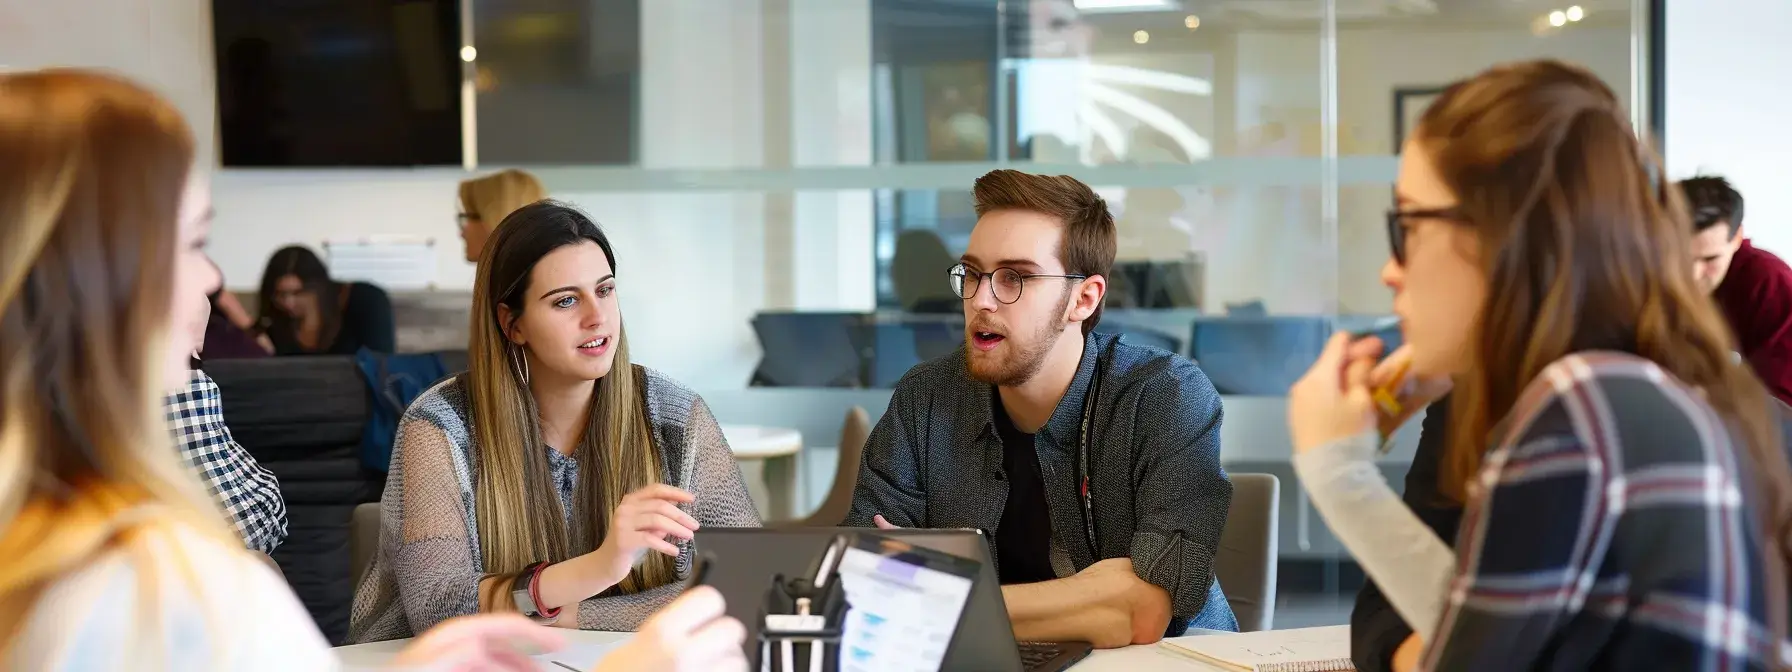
350 201 761 643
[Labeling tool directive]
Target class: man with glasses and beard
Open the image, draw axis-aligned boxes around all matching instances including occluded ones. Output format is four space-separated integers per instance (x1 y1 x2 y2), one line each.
846 170 1237 648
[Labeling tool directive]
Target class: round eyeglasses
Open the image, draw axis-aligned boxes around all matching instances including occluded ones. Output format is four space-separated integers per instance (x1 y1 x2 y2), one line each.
948 262 1087 305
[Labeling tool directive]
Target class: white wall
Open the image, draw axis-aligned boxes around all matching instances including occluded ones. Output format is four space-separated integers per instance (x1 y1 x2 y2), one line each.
0 0 1644 384
1665 0 1792 257
0 0 869 388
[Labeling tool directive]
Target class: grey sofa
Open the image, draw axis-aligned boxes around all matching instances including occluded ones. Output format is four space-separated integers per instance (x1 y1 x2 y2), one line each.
205 351 465 644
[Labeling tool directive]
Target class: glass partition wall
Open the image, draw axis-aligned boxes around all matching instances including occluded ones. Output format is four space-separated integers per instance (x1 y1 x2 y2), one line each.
471 0 1654 625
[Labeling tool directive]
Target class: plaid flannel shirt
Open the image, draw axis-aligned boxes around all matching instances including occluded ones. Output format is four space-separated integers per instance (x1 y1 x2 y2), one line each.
1425 352 1790 671
166 369 288 554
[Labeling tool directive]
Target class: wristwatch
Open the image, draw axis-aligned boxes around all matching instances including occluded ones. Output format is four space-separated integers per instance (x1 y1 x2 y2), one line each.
511 561 560 625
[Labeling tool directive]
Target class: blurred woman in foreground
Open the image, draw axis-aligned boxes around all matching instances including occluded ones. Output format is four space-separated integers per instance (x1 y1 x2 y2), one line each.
1289 60 1792 670
0 69 745 671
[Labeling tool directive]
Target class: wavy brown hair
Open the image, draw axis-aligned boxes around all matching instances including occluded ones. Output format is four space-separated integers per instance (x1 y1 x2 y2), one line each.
0 70 230 653
1420 61 1792 570
466 201 673 592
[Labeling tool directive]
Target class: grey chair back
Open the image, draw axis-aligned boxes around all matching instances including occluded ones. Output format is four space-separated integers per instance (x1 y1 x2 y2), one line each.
350 502 381 587
1214 473 1280 632
795 406 871 527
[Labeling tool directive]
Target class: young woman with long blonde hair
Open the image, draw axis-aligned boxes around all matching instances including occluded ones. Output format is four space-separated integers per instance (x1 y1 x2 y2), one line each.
350 200 760 642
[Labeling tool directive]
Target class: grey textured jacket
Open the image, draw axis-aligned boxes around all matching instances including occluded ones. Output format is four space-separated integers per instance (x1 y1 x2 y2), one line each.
347 366 761 643
846 332 1238 633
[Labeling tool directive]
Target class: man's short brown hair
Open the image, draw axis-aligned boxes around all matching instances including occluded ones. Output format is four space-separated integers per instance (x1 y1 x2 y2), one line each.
972 169 1117 333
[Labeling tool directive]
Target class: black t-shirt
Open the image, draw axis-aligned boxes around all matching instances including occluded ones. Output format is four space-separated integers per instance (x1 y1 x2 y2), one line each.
271 281 397 356
992 395 1057 585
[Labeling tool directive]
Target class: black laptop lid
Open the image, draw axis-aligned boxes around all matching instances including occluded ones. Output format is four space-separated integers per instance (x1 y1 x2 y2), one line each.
692 527 1024 671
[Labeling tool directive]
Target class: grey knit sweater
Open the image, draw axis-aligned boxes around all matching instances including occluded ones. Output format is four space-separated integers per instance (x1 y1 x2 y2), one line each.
347 366 761 643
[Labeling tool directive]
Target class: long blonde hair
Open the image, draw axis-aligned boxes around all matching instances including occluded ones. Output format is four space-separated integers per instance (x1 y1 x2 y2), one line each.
459 169 545 233
0 70 233 650
466 200 674 592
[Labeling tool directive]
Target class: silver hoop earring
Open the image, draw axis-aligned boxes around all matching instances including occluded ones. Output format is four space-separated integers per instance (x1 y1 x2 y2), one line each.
510 345 530 385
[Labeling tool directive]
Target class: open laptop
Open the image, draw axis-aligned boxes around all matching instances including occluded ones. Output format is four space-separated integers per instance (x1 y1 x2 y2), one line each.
693 527 1094 672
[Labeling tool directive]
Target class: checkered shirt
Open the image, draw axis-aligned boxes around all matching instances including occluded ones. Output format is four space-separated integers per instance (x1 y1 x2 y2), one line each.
166 368 288 554
1425 352 1791 671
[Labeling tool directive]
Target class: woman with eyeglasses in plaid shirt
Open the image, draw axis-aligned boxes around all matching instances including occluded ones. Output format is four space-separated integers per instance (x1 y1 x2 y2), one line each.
1288 60 1792 671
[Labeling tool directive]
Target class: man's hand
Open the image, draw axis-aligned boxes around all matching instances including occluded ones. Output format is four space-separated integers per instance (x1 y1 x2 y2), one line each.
1083 558 1172 645
872 514 901 530
1005 558 1171 649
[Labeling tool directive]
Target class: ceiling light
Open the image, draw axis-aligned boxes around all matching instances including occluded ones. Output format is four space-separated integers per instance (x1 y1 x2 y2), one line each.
459 46 477 62
1566 6 1585 21
1548 10 1567 27
1134 30 1150 44
1074 0 1177 12
1184 14 1201 30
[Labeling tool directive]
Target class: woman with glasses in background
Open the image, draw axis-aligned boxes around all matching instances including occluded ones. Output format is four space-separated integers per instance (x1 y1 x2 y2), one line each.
1288 59 1792 671
458 169 546 262
0 68 745 671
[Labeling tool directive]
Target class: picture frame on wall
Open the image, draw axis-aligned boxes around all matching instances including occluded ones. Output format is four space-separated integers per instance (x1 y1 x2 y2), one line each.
1392 86 1448 153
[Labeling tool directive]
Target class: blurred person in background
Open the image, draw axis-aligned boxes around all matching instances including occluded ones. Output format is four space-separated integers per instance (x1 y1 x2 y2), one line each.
1291 60 1792 671
459 169 546 262
256 244 396 355
0 68 745 671
196 258 273 359
1680 175 1792 405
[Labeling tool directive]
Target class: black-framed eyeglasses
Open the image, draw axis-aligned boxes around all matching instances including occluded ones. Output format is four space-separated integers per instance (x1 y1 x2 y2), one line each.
1384 206 1466 266
457 212 478 231
948 262 1087 305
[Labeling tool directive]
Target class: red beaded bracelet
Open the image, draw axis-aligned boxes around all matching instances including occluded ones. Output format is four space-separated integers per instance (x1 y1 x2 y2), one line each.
528 561 561 619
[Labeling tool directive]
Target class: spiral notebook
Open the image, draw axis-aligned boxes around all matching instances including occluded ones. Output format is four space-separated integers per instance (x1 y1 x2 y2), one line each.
1158 625 1354 672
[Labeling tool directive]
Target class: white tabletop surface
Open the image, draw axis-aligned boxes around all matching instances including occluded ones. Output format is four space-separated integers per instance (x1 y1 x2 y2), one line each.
719 424 803 459
334 628 1236 671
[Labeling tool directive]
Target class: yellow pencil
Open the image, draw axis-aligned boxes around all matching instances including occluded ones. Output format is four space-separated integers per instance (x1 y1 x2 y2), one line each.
1371 359 1410 418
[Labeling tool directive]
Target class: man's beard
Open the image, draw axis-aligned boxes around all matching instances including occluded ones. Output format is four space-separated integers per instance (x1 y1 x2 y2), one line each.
966 290 1071 387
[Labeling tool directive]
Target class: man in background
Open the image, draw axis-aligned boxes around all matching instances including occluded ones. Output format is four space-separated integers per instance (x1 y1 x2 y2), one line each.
1681 176 1792 404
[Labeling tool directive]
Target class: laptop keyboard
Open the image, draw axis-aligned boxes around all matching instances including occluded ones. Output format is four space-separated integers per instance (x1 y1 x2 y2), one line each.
1017 642 1072 672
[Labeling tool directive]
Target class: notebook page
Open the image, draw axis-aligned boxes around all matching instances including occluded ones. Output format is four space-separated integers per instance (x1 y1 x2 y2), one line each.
1158 625 1353 672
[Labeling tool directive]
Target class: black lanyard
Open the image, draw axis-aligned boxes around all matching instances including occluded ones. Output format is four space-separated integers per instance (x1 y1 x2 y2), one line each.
1075 365 1102 560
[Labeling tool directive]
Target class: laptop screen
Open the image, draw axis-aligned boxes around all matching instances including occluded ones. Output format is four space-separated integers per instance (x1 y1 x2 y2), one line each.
834 536 980 672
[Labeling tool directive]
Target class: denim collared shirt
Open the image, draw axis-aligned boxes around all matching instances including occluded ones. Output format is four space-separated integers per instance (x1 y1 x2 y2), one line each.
846 331 1238 633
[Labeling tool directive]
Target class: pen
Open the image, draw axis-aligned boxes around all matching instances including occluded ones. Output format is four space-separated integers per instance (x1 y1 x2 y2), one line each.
1371 358 1410 418
550 661 581 672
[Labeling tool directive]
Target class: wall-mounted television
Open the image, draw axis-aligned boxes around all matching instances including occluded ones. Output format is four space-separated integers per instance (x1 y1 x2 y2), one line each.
212 0 462 167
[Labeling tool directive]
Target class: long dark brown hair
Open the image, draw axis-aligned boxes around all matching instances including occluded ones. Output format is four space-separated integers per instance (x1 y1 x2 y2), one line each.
256 245 342 352
1420 59 1792 593
465 200 672 592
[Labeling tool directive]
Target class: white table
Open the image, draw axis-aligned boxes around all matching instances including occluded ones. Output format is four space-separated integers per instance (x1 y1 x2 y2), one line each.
334 629 1236 671
719 424 803 522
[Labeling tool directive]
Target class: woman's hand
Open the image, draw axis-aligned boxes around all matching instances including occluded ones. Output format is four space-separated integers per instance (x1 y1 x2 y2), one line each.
390 613 565 671
591 484 700 585
1370 343 1452 438
595 586 748 672
1289 331 1380 453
